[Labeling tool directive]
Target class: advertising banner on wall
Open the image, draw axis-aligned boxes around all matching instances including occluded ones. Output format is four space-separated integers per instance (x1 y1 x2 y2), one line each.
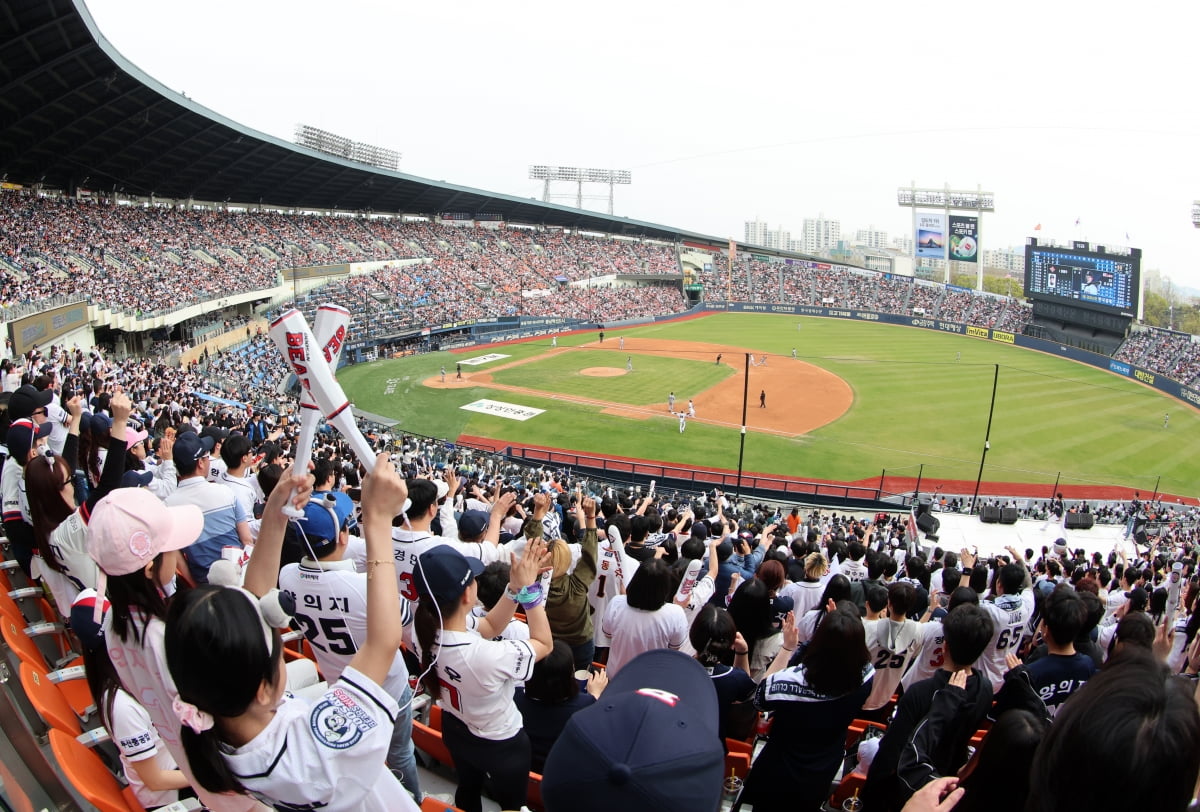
949 215 979 263
915 213 946 258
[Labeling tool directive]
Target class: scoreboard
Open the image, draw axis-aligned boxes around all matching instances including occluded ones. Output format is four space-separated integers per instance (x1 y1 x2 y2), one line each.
1024 240 1140 316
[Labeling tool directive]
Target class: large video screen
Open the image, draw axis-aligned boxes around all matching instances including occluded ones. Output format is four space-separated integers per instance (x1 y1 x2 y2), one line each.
1024 240 1140 316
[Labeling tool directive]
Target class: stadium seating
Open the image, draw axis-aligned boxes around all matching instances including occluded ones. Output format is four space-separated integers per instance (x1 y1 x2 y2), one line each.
47 729 146 812
0 614 92 719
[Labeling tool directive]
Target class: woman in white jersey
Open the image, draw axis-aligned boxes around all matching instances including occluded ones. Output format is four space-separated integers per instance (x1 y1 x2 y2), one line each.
163 455 419 812
87 480 274 812
412 493 553 812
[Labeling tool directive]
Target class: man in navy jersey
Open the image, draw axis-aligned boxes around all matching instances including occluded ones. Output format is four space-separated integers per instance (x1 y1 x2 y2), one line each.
991 584 1097 721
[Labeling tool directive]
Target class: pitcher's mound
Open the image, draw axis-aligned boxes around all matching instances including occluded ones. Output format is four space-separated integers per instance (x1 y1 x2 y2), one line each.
580 367 626 377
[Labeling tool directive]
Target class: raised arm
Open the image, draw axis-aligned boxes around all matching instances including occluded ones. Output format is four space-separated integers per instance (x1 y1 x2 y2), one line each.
242 468 313 597
89 392 132 510
347 455 407 685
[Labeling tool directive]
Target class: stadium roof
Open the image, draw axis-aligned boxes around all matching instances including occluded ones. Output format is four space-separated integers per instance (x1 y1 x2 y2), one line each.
0 0 728 242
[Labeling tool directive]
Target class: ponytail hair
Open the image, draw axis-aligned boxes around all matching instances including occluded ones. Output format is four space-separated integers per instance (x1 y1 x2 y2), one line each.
164 585 283 795
414 593 460 700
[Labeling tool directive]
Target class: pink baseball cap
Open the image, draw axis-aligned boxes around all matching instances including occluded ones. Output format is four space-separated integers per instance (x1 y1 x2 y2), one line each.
87 488 203 578
126 427 149 449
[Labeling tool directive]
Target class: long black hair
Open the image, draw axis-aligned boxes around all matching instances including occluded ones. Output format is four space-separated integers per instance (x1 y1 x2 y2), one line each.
80 637 124 738
105 555 170 646
955 710 1046 812
801 603 869 696
413 591 461 701
727 578 775 657
164 585 283 795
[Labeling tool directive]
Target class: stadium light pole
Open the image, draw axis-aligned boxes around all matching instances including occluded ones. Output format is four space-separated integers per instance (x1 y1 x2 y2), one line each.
970 364 1000 514
734 353 750 499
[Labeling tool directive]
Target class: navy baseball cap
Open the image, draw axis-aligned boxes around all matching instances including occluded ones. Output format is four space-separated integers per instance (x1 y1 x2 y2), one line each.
541 649 724 811
414 546 484 604
174 432 215 469
120 469 154 489
87 412 112 437
457 509 490 540
7 419 51 464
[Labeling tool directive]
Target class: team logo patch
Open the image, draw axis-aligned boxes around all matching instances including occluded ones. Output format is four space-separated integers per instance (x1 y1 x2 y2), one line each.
309 696 366 750
128 531 152 558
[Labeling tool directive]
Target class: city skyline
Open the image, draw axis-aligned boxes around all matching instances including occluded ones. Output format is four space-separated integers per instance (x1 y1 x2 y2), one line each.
83 0 1200 291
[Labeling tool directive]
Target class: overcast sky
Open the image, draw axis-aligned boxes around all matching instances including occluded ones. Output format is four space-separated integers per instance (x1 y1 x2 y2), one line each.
84 0 1200 290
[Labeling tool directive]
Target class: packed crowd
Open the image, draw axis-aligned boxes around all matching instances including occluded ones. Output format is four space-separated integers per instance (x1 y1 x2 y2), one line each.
697 253 1031 333
0 193 678 318
5 353 1200 812
1115 328 1200 386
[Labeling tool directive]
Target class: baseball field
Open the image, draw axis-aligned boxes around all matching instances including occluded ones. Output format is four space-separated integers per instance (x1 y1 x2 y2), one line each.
337 313 1200 500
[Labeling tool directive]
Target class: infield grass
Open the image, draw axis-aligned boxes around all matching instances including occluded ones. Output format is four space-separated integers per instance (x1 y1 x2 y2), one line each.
338 314 1200 496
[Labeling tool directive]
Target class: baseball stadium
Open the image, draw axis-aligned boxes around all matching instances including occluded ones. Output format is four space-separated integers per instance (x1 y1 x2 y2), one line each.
1 2 1199 812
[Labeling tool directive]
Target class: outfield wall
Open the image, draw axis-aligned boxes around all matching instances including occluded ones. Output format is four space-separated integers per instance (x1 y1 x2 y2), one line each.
702 301 1200 410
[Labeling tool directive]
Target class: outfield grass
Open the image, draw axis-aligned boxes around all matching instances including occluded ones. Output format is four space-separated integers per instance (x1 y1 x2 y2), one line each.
338 314 1200 496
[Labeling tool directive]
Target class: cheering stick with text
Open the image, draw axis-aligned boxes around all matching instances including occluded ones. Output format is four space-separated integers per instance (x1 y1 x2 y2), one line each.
269 308 377 514
282 305 351 517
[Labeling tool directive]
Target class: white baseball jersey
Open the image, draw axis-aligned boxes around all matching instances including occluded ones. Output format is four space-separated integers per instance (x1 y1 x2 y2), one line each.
468 606 530 642
677 574 717 656
588 531 638 646
601 596 688 676
109 689 181 809
781 580 826 624
841 558 868 582
221 668 419 812
278 558 412 701
104 611 266 812
795 608 825 646
433 629 535 739
391 528 507 603
218 470 257 539
978 592 1033 692
861 617 922 710
900 619 946 691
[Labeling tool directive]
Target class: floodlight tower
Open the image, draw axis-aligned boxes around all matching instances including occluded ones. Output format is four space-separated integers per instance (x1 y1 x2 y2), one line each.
1192 201 1200 228
529 166 632 215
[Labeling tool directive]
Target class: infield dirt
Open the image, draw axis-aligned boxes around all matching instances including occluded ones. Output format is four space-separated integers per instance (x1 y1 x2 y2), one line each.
423 337 852 438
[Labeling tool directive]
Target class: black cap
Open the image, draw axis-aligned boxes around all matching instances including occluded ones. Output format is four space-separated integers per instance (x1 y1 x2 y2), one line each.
8 384 52 421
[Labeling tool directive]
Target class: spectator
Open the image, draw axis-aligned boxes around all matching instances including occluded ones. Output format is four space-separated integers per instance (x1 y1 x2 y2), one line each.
863 602 995 811
602 558 689 676
739 604 873 811
513 640 606 773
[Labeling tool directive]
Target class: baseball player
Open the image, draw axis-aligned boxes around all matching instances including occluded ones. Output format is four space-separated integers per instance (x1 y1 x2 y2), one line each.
678 413 687 433
668 391 676 411
626 356 633 372
687 399 695 417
